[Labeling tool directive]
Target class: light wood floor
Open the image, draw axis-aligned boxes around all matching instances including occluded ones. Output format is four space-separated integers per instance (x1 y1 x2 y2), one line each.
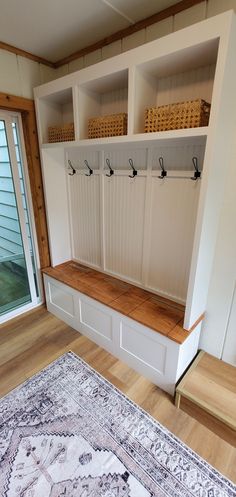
176 350 236 444
0 306 235 483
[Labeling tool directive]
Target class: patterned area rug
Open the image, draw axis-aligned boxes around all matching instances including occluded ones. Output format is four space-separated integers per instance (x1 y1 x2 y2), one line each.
0 352 235 497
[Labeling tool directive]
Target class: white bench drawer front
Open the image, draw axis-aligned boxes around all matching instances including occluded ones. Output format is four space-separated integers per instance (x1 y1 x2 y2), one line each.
43 274 201 395
120 321 166 375
45 276 77 328
78 296 114 352
49 282 74 316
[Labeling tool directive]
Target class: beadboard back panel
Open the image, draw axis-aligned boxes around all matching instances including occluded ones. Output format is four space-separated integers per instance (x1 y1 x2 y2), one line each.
156 64 216 107
69 173 101 268
146 177 200 302
104 175 146 284
67 140 204 301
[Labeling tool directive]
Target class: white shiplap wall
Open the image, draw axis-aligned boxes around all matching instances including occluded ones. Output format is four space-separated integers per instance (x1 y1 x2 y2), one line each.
69 173 101 268
146 178 200 302
104 175 146 284
68 142 205 302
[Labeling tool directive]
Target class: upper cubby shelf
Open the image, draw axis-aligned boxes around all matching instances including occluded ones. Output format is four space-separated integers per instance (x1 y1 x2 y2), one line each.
78 69 128 140
38 87 74 144
34 11 229 148
41 126 208 151
133 39 219 134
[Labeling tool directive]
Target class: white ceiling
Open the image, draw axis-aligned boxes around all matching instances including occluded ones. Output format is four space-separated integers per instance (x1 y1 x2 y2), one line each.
0 0 177 62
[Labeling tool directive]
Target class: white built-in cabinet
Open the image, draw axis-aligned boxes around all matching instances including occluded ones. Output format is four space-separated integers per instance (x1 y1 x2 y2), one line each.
43 273 201 395
34 11 236 381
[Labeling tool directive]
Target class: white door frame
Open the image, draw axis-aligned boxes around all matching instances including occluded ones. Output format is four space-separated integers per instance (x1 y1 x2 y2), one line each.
0 110 42 323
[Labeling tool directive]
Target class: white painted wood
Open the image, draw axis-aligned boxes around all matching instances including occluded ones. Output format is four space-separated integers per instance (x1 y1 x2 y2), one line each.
78 87 101 141
44 275 77 329
120 320 167 374
103 175 146 284
184 13 236 329
176 322 201 378
146 174 200 302
0 50 21 96
134 63 215 134
78 70 128 139
222 283 236 366
79 297 112 341
44 274 200 395
34 11 236 363
49 280 75 317
18 57 41 99
156 64 216 107
134 67 157 134
199 141 236 358
69 172 101 268
104 147 147 170
34 12 231 105
41 148 71 266
38 88 73 143
41 128 208 150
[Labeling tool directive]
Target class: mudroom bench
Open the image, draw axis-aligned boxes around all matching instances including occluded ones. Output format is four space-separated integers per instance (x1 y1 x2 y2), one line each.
42 261 202 395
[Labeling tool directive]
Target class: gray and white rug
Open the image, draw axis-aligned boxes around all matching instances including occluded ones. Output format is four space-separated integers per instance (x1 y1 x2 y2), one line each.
0 352 235 497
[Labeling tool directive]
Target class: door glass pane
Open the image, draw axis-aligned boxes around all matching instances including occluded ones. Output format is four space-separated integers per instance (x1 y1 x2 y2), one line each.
12 121 39 297
0 119 31 315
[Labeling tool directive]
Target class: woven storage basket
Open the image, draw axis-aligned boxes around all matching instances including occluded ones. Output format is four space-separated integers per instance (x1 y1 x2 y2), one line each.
48 123 74 143
145 99 211 132
88 113 127 139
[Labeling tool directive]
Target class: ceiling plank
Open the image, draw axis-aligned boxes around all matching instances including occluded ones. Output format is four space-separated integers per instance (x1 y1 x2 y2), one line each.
0 41 55 68
101 0 135 24
54 0 205 67
0 0 205 69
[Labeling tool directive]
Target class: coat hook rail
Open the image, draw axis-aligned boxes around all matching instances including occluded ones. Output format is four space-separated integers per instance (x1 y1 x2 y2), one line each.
158 157 167 179
84 160 93 176
191 156 201 181
128 158 137 178
158 156 201 180
68 159 76 176
106 158 114 177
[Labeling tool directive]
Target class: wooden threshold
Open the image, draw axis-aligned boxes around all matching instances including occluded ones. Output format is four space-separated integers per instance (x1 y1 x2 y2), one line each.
42 260 201 345
176 351 236 446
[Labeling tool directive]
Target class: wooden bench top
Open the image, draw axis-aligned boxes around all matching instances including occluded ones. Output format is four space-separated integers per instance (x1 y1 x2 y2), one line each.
42 261 192 344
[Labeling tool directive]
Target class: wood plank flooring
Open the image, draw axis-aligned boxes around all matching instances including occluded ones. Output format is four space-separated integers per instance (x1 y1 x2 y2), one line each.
176 350 236 446
0 306 235 483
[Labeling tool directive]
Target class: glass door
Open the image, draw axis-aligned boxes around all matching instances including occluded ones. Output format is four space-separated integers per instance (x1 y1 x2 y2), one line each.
0 111 39 318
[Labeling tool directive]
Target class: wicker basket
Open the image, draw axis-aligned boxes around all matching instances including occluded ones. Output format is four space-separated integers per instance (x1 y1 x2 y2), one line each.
145 99 211 133
88 113 127 139
48 123 74 143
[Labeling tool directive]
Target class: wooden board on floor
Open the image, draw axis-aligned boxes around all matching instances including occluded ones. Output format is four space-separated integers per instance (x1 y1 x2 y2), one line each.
176 350 236 445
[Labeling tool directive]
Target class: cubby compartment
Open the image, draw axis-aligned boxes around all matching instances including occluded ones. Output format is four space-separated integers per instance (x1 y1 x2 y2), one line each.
38 88 74 144
134 39 219 134
78 69 128 140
